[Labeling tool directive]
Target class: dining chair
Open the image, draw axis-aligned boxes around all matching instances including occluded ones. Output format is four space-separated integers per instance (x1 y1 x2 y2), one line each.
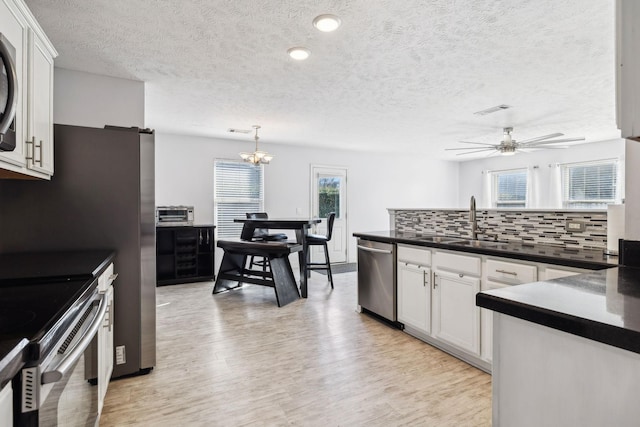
305 212 336 288
244 212 287 271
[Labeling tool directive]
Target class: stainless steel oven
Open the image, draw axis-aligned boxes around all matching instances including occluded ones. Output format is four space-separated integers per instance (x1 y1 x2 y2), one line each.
13 280 108 426
0 32 18 152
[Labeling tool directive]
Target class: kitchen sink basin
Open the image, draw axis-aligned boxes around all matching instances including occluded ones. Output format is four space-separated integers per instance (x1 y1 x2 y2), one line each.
417 236 466 244
452 239 503 248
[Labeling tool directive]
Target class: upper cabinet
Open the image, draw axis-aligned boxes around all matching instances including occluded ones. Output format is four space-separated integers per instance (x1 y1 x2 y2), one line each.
616 0 640 141
0 0 56 179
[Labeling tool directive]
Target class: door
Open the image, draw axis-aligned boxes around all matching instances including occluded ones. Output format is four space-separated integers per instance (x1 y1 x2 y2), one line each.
311 165 347 263
397 262 431 334
432 269 481 355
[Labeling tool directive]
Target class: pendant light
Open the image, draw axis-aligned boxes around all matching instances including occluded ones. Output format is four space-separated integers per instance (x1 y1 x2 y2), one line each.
239 125 273 165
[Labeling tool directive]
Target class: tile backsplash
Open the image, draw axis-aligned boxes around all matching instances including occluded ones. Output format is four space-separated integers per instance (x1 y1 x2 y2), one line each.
390 209 607 249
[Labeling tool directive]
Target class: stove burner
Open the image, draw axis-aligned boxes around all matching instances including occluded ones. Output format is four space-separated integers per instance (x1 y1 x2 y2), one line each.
0 308 37 335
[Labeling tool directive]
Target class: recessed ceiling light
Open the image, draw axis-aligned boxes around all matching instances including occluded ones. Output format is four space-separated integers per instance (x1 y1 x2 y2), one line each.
313 14 341 32
287 47 311 60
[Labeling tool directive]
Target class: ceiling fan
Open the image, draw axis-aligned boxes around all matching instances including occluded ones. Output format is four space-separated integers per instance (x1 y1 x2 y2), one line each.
446 127 585 156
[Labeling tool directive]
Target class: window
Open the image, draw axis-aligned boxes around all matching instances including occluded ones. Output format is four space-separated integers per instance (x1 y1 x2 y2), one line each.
490 169 528 208
561 159 619 208
214 160 263 238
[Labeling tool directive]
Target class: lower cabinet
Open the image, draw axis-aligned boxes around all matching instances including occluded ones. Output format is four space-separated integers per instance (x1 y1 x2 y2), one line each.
98 284 114 414
156 225 215 285
432 269 481 355
397 262 431 334
397 244 432 334
0 382 12 427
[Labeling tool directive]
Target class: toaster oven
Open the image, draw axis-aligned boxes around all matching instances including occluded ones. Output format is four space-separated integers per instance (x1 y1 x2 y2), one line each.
156 206 194 226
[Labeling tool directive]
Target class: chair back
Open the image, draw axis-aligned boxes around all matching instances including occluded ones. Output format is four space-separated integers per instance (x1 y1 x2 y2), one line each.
246 212 269 238
325 212 336 240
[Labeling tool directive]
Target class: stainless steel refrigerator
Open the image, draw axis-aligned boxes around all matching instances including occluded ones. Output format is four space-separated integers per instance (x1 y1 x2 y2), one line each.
0 124 156 378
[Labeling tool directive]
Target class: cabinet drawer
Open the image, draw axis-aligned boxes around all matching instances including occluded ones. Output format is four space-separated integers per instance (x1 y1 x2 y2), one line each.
435 251 481 276
486 259 537 284
397 244 431 266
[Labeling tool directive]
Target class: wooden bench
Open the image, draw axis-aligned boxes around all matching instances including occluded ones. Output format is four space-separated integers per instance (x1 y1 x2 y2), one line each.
213 239 303 306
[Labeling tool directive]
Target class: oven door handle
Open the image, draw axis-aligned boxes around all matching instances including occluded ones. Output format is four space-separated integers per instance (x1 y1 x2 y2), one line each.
41 294 108 385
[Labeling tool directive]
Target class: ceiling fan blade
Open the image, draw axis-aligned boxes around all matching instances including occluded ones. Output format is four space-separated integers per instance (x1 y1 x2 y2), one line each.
516 133 564 144
455 148 497 156
522 137 585 146
457 141 497 146
445 147 497 151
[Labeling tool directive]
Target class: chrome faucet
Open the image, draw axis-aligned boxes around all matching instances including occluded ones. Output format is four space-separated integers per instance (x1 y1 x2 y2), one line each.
470 195 478 240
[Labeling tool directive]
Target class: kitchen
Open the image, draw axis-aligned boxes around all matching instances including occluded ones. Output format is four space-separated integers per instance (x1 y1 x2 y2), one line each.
1 0 639 426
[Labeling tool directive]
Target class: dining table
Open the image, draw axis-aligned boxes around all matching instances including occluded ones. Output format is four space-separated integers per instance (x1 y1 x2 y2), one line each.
234 217 321 298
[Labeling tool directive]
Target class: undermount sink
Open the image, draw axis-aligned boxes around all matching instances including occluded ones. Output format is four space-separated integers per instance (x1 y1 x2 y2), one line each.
417 236 466 244
452 239 503 248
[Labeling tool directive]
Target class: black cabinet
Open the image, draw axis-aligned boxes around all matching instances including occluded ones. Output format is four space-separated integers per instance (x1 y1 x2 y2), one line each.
156 225 215 286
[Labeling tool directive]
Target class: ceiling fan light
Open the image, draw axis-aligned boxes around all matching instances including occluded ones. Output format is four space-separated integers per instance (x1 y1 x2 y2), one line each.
287 47 311 60
240 152 251 160
262 154 274 163
313 14 341 32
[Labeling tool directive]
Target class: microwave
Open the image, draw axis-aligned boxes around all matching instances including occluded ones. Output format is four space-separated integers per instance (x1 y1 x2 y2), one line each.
0 32 18 152
156 206 194 226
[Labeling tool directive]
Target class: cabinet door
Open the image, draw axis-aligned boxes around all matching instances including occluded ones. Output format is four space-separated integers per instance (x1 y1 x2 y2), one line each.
98 285 114 414
397 262 431 334
0 0 28 172
0 381 12 427
433 269 481 355
25 28 54 176
480 280 511 363
544 267 584 280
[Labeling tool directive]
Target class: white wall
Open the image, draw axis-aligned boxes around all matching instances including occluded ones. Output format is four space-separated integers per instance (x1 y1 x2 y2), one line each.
457 139 625 209
53 68 145 128
155 133 460 263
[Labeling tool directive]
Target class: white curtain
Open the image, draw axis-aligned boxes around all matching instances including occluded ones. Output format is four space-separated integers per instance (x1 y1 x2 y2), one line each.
482 170 492 208
527 166 540 208
548 163 562 208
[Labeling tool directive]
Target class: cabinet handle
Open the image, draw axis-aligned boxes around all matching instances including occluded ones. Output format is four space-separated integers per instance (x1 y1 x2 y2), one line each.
206 230 210 245
37 139 43 166
25 137 43 166
423 269 427 287
199 230 203 245
108 273 118 282
496 269 518 276
459 273 464 278
433 273 437 289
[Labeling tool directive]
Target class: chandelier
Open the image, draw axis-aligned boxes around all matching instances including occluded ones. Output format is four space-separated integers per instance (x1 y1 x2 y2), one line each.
239 125 273 165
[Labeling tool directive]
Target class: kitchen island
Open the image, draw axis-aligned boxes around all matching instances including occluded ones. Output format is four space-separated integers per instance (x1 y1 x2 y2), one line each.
477 267 640 427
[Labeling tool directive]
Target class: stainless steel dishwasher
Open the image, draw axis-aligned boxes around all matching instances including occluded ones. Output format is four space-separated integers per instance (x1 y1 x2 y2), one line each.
357 238 397 323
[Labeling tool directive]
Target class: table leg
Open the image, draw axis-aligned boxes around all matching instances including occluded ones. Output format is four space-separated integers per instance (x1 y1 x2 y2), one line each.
295 228 308 298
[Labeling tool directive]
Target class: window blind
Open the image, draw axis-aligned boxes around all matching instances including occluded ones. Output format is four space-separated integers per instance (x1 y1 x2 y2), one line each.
491 169 527 208
561 159 618 209
214 160 264 238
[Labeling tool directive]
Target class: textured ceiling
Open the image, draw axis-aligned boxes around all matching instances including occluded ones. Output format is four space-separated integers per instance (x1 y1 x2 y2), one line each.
24 0 620 160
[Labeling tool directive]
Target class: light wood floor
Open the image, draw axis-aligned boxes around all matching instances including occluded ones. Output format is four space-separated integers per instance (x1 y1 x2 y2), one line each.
101 272 491 426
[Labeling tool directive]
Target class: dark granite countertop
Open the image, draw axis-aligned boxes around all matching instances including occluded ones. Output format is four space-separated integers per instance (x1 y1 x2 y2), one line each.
0 250 115 387
353 230 618 270
477 267 640 355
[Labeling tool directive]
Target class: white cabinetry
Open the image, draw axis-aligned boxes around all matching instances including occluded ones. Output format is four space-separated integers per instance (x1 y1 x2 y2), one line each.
616 0 640 140
25 27 54 175
433 251 481 355
0 381 12 427
0 0 28 172
97 263 116 415
397 244 432 334
481 258 537 362
0 0 56 179
542 266 589 280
